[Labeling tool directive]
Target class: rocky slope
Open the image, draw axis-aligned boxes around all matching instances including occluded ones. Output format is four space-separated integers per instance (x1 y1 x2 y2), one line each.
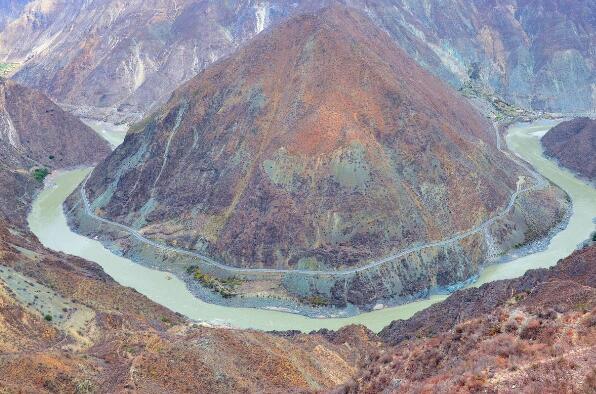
351 244 596 393
1 0 593 122
64 6 569 310
0 77 111 169
78 5 520 270
542 117 596 181
0 0 27 30
0 0 303 122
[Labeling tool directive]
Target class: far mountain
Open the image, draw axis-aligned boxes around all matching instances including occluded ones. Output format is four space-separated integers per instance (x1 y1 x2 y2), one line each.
1 0 592 122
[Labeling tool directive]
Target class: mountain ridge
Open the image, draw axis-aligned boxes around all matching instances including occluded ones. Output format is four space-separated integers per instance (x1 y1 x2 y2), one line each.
1 0 592 122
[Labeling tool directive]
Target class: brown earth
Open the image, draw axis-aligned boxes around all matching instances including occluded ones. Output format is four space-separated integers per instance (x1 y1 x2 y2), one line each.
82 6 520 271
542 117 596 181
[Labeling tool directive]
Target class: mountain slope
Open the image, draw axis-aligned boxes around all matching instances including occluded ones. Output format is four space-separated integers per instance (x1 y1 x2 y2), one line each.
80 6 518 271
1 0 593 122
0 0 27 30
0 77 111 169
354 244 596 393
542 117 596 180
0 0 299 121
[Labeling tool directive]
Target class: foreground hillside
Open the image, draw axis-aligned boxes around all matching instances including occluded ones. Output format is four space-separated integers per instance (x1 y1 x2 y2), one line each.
352 245 596 393
1 0 592 121
542 117 596 181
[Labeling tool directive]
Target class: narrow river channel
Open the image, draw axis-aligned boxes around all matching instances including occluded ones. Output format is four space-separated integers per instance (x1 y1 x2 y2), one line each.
28 119 596 332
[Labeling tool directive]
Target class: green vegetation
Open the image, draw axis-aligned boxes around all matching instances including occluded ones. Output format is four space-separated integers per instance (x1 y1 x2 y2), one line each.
303 295 329 307
32 167 50 182
591 232 596 242
44 314 53 321
0 63 19 77
187 266 243 298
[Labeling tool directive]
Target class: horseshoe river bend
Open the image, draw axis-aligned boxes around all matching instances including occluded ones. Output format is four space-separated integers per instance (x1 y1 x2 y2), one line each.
28 119 596 332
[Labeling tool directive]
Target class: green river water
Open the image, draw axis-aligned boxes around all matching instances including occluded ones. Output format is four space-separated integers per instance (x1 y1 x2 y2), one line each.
28 119 596 332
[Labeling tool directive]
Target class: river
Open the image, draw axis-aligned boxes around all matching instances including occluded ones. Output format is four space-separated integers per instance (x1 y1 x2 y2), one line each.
27 119 596 332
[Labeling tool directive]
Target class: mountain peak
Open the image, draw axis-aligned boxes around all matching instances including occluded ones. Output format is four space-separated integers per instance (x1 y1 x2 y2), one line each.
85 6 517 270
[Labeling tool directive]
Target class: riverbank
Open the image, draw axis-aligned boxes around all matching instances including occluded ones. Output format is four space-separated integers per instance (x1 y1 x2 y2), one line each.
28 119 595 331
62 116 570 314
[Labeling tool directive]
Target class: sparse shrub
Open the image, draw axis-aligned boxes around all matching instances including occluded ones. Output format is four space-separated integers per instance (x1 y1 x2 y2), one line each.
32 167 50 182
189 267 242 298
505 319 519 333
520 319 542 340
380 353 393 364
44 314 53 321
75 379 95 394
583 368 596 393
487 324 502 336
303 295 329 307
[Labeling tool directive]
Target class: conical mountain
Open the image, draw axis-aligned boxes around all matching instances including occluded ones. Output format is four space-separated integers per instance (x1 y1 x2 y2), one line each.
83 6 518 269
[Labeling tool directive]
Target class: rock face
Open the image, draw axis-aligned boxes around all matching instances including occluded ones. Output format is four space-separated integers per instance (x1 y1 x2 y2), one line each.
0 77 111 168
0 0 304 121
81 6 518 271
542 117 596 180
1 0 593 121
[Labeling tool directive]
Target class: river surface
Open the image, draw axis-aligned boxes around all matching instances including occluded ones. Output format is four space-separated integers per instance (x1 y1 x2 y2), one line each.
28 119 596 332
80 118 128 148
